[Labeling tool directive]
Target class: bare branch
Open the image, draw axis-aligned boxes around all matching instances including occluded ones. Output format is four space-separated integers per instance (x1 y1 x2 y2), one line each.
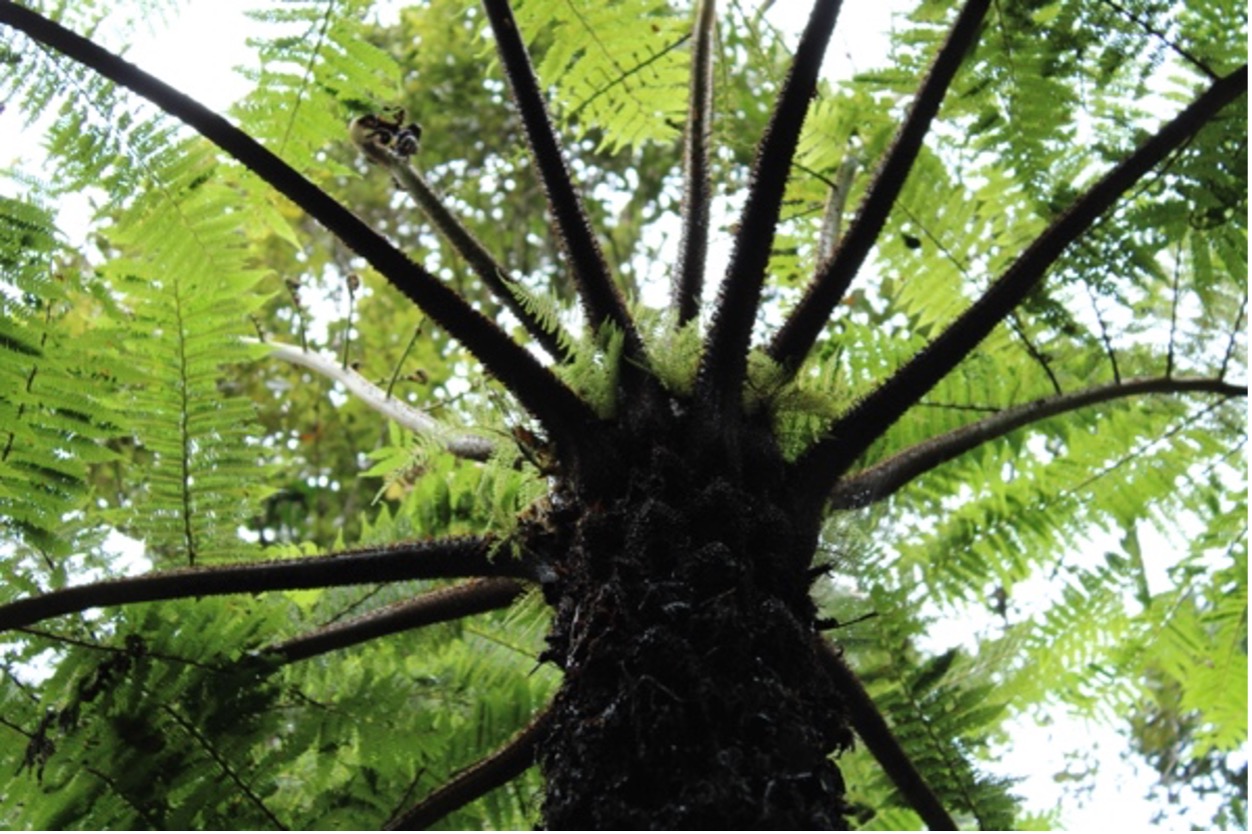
672 0 718 325
371 150 573 362
791 66 1248 499
829 376 1248 510
816 152 860 264
265 578 526 665
479 0 642 357
385 704 552 829
250 338 495 461
697 0 843 420
816 640 956 831
769 0 993 371
0 3 600 456
0 537 535 632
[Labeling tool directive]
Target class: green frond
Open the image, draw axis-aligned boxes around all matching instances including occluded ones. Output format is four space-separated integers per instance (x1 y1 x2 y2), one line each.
640 310 703 398
1149 528 1248 756
0 192 119 554
236 0 402 174
505 276 573 352
0 4 181 143
512 0 690 152
359 423 546 548
845 601 1020 829
49 133 277 567
2 598 290 829
552 321 624 418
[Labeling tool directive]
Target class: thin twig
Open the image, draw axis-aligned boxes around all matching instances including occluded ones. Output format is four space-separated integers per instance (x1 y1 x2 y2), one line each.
162 704 288 829
1095 0 1218 81
1007 312 1063 395
17 626 221 671
1166 239 1182 378
386 324 424 400
1084 280 1121 384
1220 290 1247 380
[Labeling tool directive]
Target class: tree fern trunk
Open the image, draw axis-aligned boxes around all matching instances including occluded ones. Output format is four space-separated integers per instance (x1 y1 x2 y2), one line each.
538 416 853 828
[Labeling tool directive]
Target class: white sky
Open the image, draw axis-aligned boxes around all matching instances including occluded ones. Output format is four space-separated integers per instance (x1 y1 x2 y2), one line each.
1 1 1238 829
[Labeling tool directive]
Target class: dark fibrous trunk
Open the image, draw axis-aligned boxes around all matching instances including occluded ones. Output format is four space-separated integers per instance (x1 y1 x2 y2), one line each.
537 402 853 828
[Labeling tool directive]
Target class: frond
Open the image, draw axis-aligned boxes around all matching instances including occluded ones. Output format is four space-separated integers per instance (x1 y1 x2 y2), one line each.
640 309 704 398
236 0 401 173
0 191 118 554
1 598 290 829
1149 516 1248 755
840 603 1019 829
0 3 181 141
95 139 273 566
552 322 625 419
512 0 690 152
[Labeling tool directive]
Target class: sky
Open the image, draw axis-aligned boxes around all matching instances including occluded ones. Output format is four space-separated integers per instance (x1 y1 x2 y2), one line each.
2 1 1237 829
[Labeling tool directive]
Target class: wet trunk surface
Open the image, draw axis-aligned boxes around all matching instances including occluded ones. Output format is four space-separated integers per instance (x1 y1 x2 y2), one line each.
537 418 854 829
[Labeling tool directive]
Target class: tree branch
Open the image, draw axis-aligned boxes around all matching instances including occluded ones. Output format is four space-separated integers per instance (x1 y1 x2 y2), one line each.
249 337 495 461
816 151 860 264
0 537 535 632
817 640 957 831
696 0 842 420
791 65 1248 500
264 578 526 665
0 2 600 458
828 376 1248 510
672 0 717 325
385 703 552 830
768 0 992 371
367 148 573 362
478 0 643 361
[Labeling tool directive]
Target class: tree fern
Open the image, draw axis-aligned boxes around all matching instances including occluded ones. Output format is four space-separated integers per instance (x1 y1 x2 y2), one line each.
0 0 1244 828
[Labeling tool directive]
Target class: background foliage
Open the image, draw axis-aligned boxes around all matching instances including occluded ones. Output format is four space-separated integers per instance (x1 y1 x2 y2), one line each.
0 0 1245 828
